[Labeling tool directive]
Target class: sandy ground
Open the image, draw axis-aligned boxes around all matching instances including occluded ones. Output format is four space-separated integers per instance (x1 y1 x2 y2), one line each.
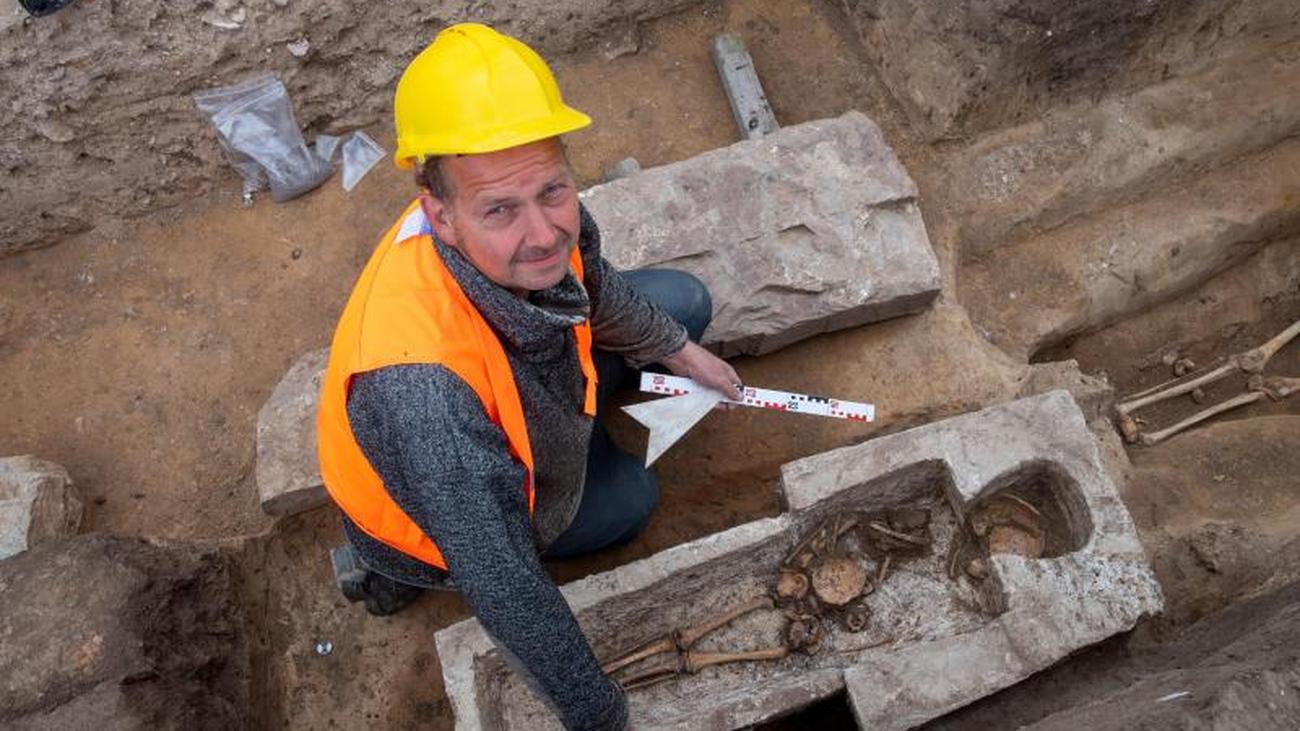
1 0 1298 728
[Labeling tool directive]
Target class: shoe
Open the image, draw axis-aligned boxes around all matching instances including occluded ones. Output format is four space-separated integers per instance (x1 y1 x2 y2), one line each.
330 544 424 616
330 545 369 602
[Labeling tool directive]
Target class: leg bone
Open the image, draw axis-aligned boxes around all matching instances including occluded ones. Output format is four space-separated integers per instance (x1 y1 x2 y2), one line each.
1139 391 1267 445
684 646 789 674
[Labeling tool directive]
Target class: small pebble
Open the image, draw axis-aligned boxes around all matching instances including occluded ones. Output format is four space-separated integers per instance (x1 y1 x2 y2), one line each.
315 640 333 656
1191 387 1206 404
964 558 988 580
1172 358 1196 377
291 248 302 260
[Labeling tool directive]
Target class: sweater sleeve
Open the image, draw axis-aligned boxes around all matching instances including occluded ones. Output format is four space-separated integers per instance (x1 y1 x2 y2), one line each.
578 206 689 367
346 364 627 731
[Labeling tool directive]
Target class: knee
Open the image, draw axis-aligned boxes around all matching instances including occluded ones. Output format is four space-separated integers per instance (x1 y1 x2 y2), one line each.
672 272 713 342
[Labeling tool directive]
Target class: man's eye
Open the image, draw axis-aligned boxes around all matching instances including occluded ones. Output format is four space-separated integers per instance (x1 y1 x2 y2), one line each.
542 183 567 200
485 204 510 218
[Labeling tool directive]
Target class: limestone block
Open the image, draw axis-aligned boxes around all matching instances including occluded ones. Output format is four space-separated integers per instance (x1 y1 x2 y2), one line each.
782 392 1162 728
435 392 1162 729
256 347 328 517
1016 359 1114 424
0 535 249 728
581 111 941 357
0 455 82 560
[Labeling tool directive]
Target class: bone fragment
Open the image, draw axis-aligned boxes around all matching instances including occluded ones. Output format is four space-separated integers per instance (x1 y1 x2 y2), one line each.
1252 375 1300 400
676 596 773 649
601 635 676 676
999 493 1042 521
684 646 789 674
877 554 893 584
946 527 972 581
1118 318 1299 415
1139 391 1267 445
866 521 930 546
621 667 679 691
1238 319 1300 372
1118 361 1237 415
776 569 809 600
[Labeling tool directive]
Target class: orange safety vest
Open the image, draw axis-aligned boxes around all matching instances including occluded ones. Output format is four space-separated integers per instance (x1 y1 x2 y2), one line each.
316 201 598 569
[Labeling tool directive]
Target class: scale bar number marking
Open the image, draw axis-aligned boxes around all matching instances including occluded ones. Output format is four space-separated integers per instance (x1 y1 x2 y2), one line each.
639 373 875 422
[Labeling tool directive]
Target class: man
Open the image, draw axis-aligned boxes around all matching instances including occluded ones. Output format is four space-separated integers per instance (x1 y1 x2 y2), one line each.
316 23 742 731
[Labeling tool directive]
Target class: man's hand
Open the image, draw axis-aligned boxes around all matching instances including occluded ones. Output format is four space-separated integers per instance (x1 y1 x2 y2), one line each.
661 341 744 401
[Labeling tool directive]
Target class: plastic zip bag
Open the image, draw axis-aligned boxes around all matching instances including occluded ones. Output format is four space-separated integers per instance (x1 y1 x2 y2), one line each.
193 74 275 198
340 131 386 192
194 74 333 203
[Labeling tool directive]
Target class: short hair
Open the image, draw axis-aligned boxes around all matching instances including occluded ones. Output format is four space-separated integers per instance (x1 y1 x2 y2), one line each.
416 155 455 202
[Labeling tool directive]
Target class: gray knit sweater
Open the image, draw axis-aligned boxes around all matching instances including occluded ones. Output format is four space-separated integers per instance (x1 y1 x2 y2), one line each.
341 205 686 731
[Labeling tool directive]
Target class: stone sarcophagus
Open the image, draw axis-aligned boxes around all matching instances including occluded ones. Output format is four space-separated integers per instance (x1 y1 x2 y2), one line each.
435 391 1162 729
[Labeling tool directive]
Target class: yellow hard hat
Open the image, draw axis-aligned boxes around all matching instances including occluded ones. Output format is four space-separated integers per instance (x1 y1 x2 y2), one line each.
393 23 592 169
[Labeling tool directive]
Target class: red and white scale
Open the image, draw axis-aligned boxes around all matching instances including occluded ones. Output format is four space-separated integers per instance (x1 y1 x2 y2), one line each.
625 373 876 466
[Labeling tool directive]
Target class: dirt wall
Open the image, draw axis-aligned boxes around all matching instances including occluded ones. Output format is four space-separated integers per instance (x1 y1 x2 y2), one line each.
841 0 1300 140
0 0 697 256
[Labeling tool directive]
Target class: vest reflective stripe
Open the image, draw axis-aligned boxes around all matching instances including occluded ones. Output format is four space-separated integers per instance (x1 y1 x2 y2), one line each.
316 201 597 569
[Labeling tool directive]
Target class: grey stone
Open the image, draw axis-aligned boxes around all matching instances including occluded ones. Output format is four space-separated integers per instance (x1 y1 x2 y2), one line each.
602 156 642 182
0 535 250 729
711 33 778 140
581 111 941 357
435 392 1162 729
256 347 328 517
598 21 641 61
0 455 82 560
1016 359 1114 425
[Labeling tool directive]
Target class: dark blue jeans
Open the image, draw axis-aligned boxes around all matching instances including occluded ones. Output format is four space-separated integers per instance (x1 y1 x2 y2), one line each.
542 269 712 559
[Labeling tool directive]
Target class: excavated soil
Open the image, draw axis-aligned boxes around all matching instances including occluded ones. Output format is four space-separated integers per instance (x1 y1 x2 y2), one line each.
1 0 1298 729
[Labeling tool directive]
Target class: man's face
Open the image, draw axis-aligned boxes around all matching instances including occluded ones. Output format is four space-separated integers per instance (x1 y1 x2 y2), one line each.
424 138 580 295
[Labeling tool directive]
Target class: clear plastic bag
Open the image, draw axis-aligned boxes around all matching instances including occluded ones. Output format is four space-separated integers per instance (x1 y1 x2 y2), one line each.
193 74 274 197
194 74 333 203
341 131 386 192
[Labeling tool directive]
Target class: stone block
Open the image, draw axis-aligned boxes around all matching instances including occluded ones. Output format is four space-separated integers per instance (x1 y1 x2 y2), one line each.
1016 359 1114 425
0 455 82 560
256 347 328 517
0 535 250 729
435 392 1162 729
581 111 941 357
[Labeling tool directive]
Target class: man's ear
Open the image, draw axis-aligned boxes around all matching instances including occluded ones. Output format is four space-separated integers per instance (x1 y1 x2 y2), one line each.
419 193 458 248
